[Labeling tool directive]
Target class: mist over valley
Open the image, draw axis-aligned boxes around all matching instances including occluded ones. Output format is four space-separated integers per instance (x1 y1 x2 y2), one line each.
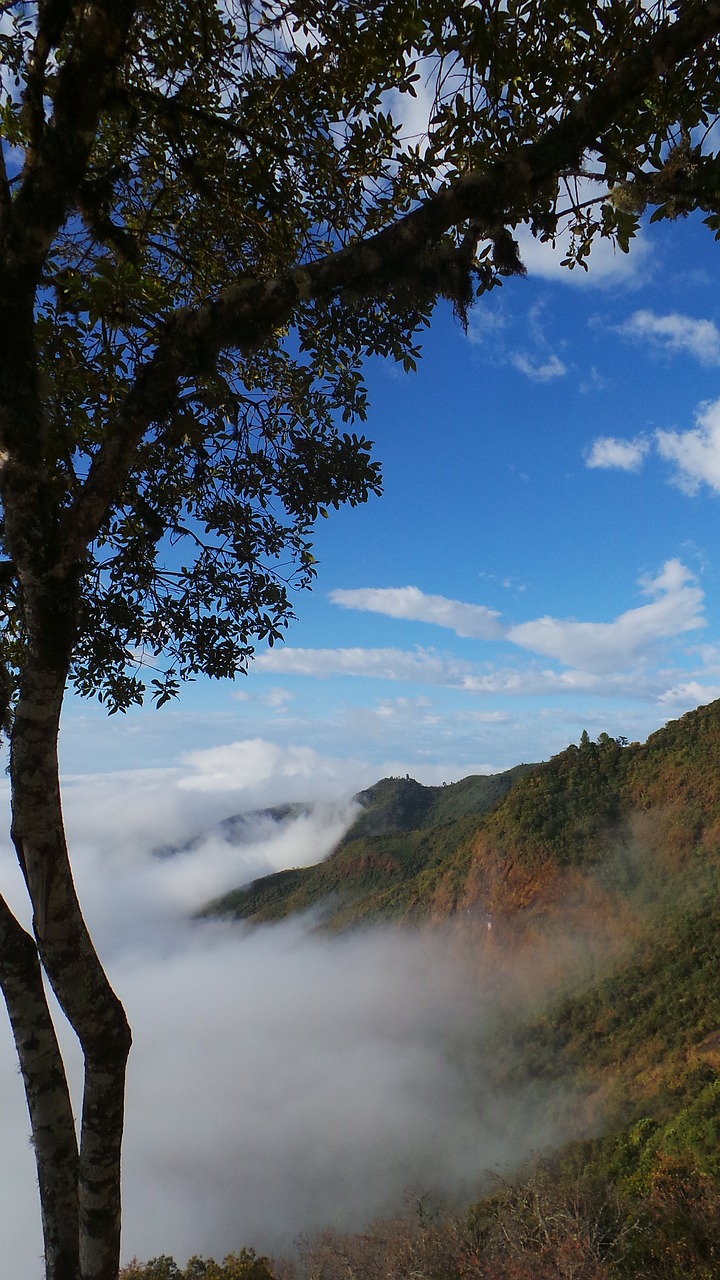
4 701 720 1276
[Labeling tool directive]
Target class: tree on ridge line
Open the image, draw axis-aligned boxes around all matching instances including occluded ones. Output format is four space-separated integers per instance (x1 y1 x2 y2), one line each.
0 2 719 1278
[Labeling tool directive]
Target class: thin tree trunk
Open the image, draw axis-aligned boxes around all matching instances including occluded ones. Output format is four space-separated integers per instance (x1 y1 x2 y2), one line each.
0 311 132 1275
10 607 132 1280
0 896 80 1280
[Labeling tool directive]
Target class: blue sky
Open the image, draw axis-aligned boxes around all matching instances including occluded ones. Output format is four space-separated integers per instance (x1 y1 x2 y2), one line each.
61 210 720 792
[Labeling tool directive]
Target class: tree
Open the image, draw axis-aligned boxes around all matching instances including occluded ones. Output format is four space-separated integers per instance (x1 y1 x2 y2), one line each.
0 2 719 1278
119 1250 276 1279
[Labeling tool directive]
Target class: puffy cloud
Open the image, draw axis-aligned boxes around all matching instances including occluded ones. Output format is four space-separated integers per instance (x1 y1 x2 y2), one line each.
0 765 365 947
658 681 720 708
510 352 567 381
619 310 720 365
507 560 705 674
656 396 720 494
586 398 720 493
585 435 650 472
329 586 504 639
514 214 650 286
178 739 364 800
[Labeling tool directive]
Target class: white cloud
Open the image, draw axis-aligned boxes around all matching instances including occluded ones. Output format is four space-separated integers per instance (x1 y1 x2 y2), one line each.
458 664 689 701
178 739 362 799
468 296 567 383
579 366 608 395
514 217 651 287
620 310 720 365
388 67 436 154
264 686 295 710
510 352 567 382
0 763 367 945
658 682 720 708
256 562 707 697
255 644 474 685
329 586 504 639
116 918 579 1269
326 569 705 678
656 396 720 494
256 644 612 697
586 397 720 493
460 666 606 696
466 307 508 346
585 435 650 472
507 559 705 674
252 648 714 707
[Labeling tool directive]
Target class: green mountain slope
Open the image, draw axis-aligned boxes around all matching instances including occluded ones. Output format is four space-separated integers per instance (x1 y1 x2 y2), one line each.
199 763 534 926
203 700 720 933
138 702 720 1277
201 701 720 1260
453 703 720 1279
380 701 720 928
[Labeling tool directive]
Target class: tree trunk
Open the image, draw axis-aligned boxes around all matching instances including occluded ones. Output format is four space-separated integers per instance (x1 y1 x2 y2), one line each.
9 580 132 1280
0 896 80 1280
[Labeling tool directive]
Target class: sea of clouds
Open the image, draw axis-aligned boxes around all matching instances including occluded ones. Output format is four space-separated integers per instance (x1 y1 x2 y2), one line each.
0 740 582 1276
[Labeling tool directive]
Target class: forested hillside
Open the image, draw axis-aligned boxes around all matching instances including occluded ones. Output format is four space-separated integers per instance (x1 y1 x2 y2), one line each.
203 700 720 934
133 702 720 1278
199 764 534 927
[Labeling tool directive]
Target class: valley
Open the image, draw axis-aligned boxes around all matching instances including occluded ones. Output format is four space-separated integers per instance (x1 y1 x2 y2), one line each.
126 701 720 1278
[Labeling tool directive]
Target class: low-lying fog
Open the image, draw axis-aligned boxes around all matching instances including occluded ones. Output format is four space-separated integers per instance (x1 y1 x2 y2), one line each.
0 743 581 1276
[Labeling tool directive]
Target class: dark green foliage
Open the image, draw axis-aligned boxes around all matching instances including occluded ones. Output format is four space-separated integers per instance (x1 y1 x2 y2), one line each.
448 711 720 1275
349 776 439 837
200 820 476 925
351 767 536 838
205 866 311 922
9 0 719 713
491 734 629 866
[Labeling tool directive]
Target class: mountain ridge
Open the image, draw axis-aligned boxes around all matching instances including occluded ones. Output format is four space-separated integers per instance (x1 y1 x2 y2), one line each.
131 700 720 1277
201 700 720 932
198 763 534 926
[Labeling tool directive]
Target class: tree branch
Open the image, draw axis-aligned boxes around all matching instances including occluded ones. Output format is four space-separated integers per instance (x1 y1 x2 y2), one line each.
60 0 720 562
3 1 137 281
21 0 77 156
0 142 11 232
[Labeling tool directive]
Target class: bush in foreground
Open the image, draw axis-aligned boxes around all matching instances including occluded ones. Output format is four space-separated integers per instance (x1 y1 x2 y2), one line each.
120 1249 275 1280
